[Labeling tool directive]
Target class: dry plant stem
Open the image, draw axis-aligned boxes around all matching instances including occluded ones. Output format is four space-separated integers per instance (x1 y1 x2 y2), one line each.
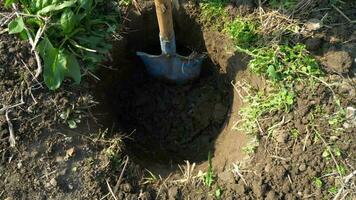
331 5 356 24
113 156 129 194
333 170 356 200
232 163 247 186
105 179 118 200
5 110 16 147
231 81 245 100
303 126 310 151
0 12 15 27
11 4 43 80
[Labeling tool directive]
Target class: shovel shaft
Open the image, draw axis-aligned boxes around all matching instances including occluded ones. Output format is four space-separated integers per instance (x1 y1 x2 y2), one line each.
154 0 174 41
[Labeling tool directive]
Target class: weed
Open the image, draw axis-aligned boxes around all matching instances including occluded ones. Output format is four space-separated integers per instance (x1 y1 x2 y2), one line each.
290 128 299 138
328 186 338 194
59 107 82 129
241 136 259 154
237 87 294 135
215 187 222 199
328 108 346 134
104 138 123 170
176 161 198 185
119 0 131 6
4 0 119 90
203 152 214 188
313 177 323 188
143 169 158 185
249 44 322 84
200 0 228 28
224 18 258 48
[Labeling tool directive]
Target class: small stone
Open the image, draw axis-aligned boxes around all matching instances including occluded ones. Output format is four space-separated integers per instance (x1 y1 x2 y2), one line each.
8 48 17 53
305 19 322 31
282 181 290 193
252 181 266 198
299 163 307 172
265 190 277 200
50 178 57 187
323 51 352 73
264 163 272 173
275 130 289 144
346 107 356 120
17 161 22 169
68 184 73 190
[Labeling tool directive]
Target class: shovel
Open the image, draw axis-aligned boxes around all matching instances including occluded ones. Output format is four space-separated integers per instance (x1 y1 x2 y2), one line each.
136 0 205 83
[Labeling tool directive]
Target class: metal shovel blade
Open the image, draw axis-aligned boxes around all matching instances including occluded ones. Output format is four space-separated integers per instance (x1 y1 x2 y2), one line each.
136 51 205 83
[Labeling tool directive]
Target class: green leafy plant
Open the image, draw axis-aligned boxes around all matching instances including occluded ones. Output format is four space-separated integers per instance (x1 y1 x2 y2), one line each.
237 87 295 135
200 0 228 28
215 187 222 199
249 44 322 83
290 128 299 138
59 107 82 129
313 177 323 188
224 18 258 48
5 0 118 90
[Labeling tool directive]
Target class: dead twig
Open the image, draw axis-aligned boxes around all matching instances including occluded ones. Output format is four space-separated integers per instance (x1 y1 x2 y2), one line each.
113 156 129 194
5 110 16 147
232 163 247 186
333 170 356 200
11 4 44 80
105 179 118 200
331 5 356 24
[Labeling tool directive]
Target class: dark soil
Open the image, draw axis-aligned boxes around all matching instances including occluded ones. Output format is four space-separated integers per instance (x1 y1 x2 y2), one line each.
0 1 355 200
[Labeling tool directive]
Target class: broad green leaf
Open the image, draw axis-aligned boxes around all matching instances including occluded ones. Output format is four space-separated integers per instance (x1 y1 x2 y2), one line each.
4 0 16 7
37 0 76 15
64 53 81 84
8 17 25 34
34 0 42 10
267 65 278 80
79 0 93 11
26 17 44 27
60 9 75 34
37 37 66 90
18 30 29 40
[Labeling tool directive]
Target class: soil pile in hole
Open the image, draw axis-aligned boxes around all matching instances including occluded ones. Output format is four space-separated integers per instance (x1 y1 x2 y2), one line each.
110 61 231 163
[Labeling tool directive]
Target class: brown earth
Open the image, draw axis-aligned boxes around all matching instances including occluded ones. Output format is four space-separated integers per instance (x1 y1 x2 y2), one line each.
0 0 355 200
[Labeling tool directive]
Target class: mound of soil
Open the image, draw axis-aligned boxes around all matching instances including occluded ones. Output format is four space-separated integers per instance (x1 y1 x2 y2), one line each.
0 1 355 200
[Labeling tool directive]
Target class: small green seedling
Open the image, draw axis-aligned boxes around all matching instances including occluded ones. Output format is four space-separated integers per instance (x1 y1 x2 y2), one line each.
59 108 81 129
204 152 214 188
215 187 222 199
290 128 299 138
328 186 338 194
313 177 323 188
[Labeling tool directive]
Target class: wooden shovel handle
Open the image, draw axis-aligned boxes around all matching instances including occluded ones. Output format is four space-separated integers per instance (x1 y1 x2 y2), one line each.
154 0 174 41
